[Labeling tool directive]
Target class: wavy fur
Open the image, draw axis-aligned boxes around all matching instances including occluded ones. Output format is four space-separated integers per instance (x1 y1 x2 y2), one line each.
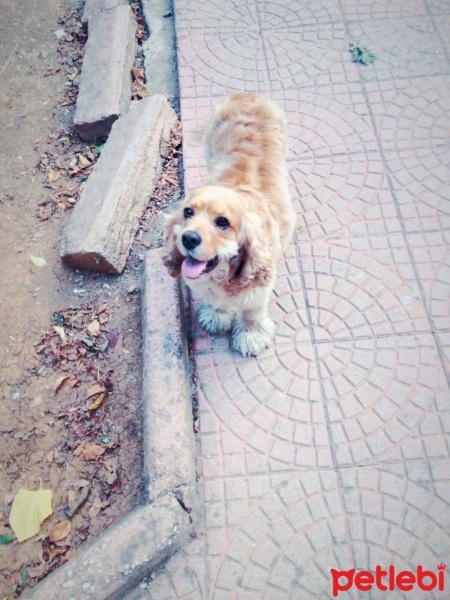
162 93 295 356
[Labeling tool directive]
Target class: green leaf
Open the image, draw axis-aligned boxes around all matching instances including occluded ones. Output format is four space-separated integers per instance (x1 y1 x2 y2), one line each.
22 565 29 585
100 435 110 444
349 43 376 66
95 143 106 154
0 534 14 544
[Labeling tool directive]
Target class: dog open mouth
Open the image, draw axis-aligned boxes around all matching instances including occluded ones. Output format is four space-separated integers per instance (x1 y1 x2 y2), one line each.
181 255 219 279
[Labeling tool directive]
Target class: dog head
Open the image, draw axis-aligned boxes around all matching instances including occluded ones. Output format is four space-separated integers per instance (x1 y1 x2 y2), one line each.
162 185 275 288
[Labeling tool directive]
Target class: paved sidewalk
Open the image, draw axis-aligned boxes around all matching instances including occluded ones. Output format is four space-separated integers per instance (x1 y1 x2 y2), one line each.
133 0 450 598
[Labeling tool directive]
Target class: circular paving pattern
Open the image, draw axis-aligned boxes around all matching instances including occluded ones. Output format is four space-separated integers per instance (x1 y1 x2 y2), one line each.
178 27 268 93
298 238 428 341
342 0 428 20
193 269 332 472
316 334 448 465
210 464 450 598
346 17 446 81
289 153 401 240
366 76 450 152
263 23 357 91
385 146 450 234
175 0 258 33
407 231 450 332
272 90 377 160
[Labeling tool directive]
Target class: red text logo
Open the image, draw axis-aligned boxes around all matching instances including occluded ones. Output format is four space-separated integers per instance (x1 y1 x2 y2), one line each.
330 564 446 597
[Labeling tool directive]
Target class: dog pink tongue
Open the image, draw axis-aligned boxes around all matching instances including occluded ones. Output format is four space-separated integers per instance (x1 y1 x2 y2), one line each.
181 256 208 279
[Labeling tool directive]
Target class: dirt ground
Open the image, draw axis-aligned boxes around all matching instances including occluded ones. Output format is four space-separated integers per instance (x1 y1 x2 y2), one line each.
0 0 181 596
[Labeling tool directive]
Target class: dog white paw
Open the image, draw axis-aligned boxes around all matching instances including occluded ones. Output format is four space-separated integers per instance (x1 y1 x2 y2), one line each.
198 304 234 335
231 319 276 356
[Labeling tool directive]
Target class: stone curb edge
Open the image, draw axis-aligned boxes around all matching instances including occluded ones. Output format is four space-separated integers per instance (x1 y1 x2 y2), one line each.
23 250 196 599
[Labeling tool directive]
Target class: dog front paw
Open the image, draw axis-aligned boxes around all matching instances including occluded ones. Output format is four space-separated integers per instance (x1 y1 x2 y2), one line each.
231 318 276 356
198 304 234 335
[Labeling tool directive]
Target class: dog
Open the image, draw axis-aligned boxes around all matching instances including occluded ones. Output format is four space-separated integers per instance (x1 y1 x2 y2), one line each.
162 93 295 356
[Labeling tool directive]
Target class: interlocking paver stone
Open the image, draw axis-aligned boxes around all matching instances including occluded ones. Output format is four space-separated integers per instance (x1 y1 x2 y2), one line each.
317 334 450 465
364 75 450 151
125 0 450 596
427 0 450 14
289 152 402 240
299 236 429 341
342 0 428 20
406 230 450 331
347 17 448 81
385 146 450 234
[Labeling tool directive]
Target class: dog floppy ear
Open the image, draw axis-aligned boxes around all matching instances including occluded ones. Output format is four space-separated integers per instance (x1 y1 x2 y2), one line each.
230 212 276 289
161 211 184 277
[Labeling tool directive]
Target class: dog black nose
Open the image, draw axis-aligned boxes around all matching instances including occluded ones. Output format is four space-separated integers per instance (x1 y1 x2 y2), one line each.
182 230 202 250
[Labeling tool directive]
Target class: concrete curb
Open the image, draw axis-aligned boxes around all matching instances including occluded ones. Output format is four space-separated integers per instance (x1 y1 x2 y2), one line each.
74 4 136 141
141 0 179 102
23 251 196 599
61 95 178 274
81 0 127 24
141 249 196 510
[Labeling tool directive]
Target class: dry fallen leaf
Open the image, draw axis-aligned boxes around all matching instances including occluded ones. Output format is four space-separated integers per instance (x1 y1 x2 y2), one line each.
132 79 149 99
62 547 76 563
74 479 90 489
86 383 105 399
88 392 107 411
67 490 76 508
54 375 70 393
66 485 90 518
53 325 66 343
30 255 46 268
132 66 144 80
9 488 54 542
77 154 91 169
104 466 117 486
48 170 60 183
74 442 105 461
88 498 109 519
87 319 100 337
48 519 71 543
27 561 48 579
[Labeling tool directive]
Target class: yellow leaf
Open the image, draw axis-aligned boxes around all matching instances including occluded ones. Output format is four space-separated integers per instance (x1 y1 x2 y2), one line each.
9 488 54 542
77 154 91 169
48 519 71 543
48 170 60 183
88 392 107 411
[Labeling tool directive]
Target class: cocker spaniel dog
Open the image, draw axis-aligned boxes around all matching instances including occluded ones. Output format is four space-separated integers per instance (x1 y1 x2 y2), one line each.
162 93 295 356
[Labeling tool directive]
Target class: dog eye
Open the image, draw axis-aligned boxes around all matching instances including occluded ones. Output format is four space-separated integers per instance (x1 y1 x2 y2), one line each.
184 207 194 218
215 216 230 229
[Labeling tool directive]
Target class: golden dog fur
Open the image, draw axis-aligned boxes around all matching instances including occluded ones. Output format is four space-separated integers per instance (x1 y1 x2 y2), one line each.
162 93 295 356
